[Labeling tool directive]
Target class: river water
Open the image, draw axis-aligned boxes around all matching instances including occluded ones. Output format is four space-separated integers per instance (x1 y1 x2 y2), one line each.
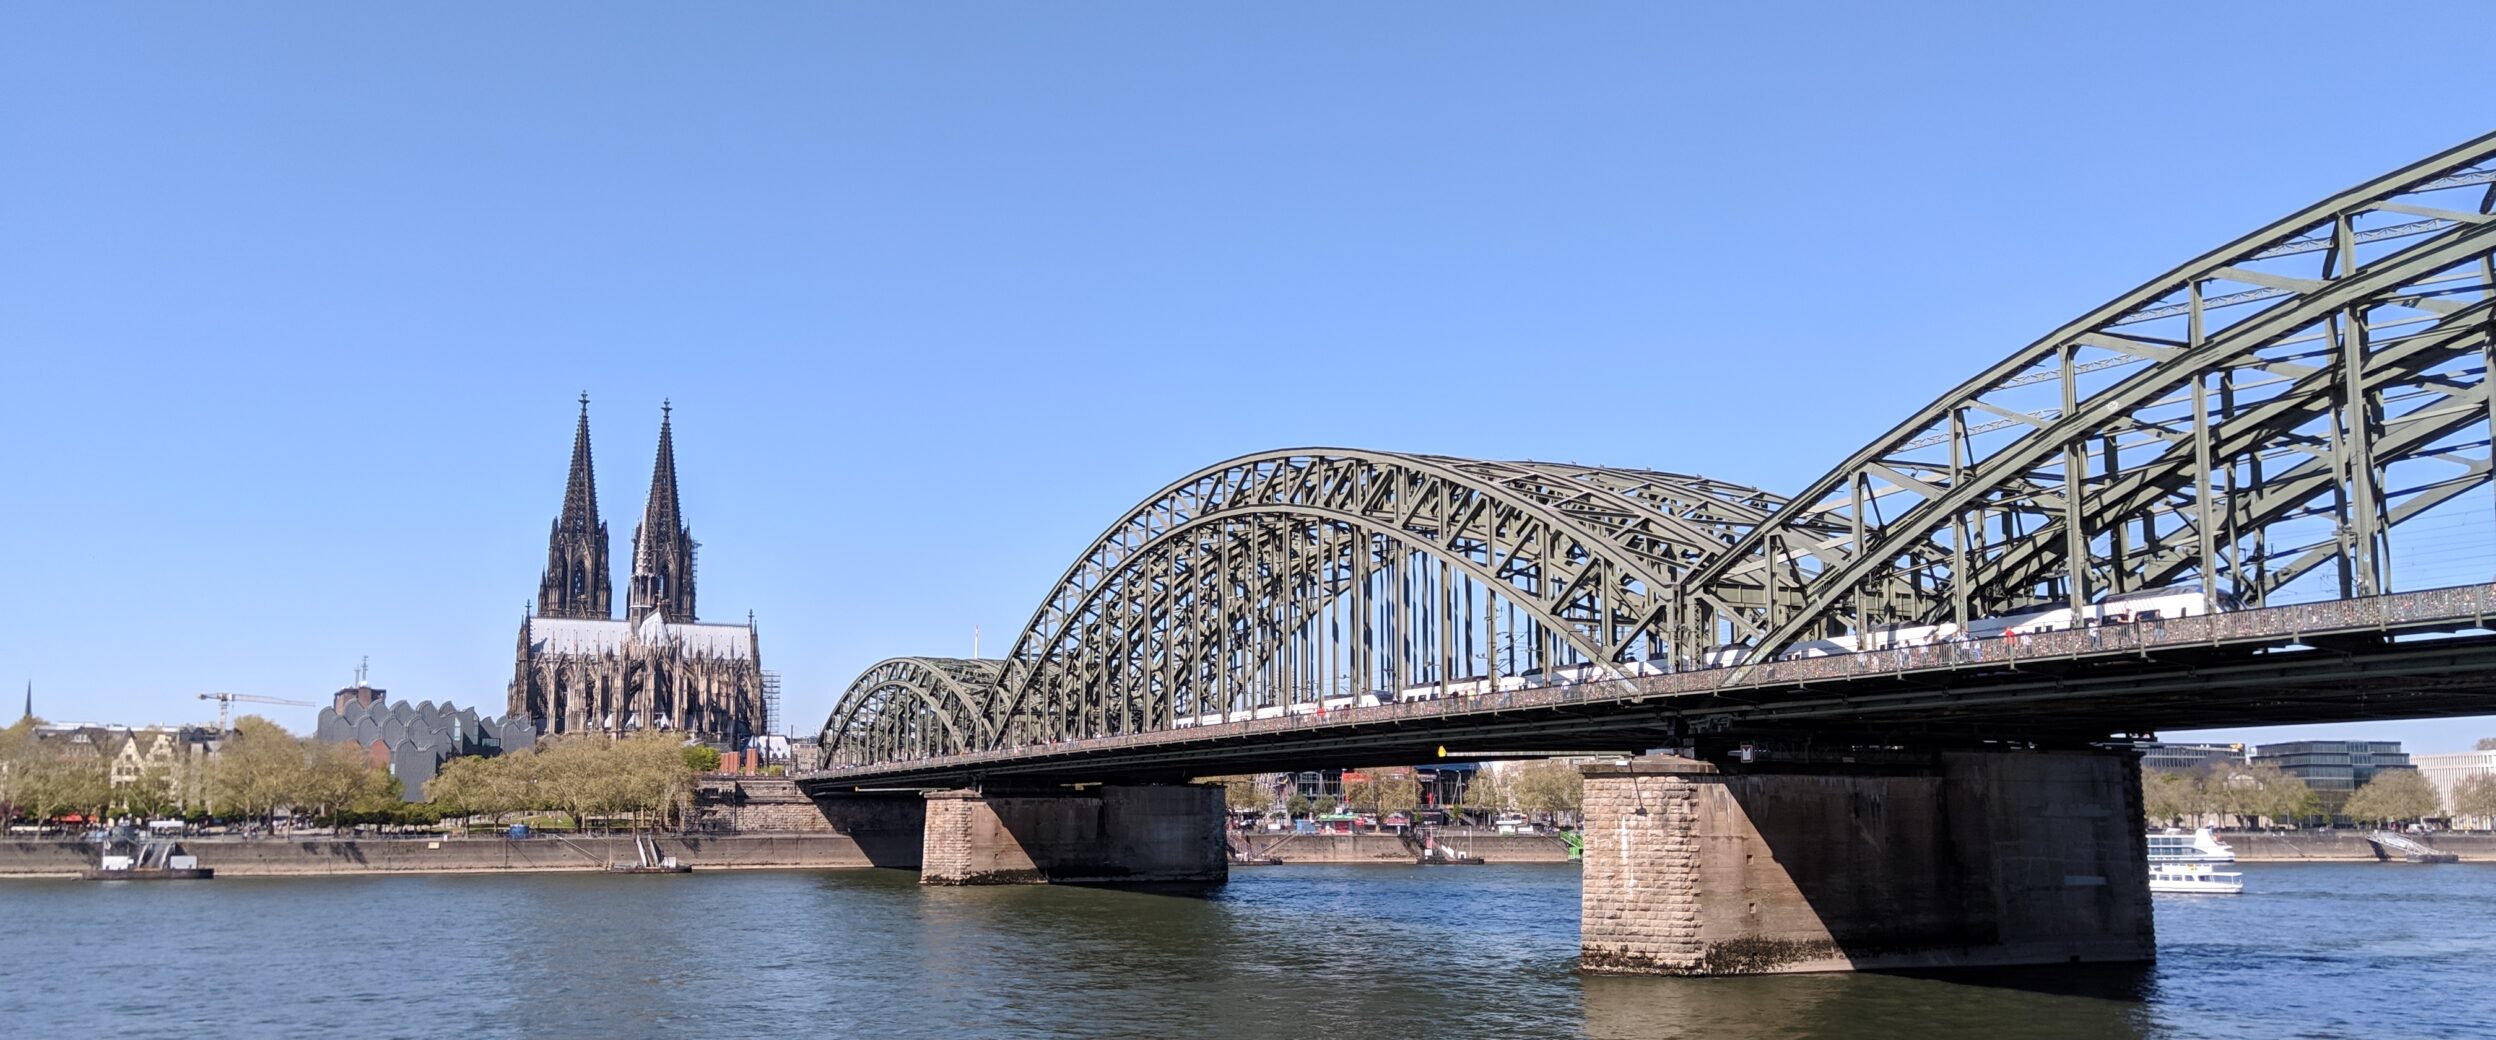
1 861 2485 1039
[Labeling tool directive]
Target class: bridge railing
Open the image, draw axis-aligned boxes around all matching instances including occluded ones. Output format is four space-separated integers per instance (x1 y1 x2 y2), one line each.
815 583 2496 776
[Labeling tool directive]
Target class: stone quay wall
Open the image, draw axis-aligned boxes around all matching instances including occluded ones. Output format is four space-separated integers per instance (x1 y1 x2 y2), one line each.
2224 832 2496 861
693 777 840 833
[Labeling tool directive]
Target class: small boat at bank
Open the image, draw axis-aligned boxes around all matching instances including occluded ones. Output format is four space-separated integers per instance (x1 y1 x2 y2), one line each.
1414 836 1486 866
606 835 691 874
2149 862 2243 894
82 839 213 881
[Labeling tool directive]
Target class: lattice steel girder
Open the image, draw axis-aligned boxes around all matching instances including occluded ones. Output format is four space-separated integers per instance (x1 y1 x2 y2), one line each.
817 657 1003 766
980 451 1797 749
1974 298 2496 604
1683 131 2496 663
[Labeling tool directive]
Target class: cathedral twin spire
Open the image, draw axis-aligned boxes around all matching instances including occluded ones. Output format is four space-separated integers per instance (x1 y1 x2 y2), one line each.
536 395 696 624
627 402 697 624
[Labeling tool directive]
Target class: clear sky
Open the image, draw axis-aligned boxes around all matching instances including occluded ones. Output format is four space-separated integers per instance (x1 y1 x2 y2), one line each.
4 4 2491 753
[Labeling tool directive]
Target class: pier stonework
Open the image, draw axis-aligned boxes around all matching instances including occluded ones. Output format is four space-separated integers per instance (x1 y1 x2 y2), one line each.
1580 749 2153 975
919 784 1228 886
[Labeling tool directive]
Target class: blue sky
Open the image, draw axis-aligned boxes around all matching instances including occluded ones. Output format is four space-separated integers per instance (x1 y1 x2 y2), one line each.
4 4 2491 753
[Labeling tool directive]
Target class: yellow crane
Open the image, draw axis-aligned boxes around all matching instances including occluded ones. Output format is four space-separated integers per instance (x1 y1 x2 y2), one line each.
197 692 313 733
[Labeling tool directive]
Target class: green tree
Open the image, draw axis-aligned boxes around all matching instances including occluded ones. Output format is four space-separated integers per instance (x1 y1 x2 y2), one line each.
1312 795 1340 816
1218 776 1268 814
1342 768 1420 816
2142 769 2195 825
211 716 310 824
2342 769 2442 826
615 732 697 829
0 716 44 817
1459 769 1510 822
1286 793 1313 818
15 745 110 824
2199 762 2315 828
116 762 182 820
427 751 531 818
2450 774 2496 829
1511 760 1585 819
682 745 723 773
298 743 398 821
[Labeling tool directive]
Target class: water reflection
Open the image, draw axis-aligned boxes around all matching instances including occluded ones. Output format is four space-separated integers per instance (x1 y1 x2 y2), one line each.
1584 967 2156 1040
0 862 2489 1040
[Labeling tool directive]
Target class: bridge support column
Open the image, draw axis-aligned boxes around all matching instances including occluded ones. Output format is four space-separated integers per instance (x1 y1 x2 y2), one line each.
1579 748 2152 975
920 783 1228 886
805 791 929 870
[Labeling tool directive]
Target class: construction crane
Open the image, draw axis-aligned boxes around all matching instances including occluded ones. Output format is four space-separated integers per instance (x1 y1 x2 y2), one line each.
197 692 313 733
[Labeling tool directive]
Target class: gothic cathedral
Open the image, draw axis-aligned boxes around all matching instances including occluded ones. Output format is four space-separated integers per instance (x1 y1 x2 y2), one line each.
508 396 767 745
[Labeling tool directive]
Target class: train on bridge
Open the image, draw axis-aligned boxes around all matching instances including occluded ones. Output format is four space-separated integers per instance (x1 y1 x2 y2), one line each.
1167 583 2224 727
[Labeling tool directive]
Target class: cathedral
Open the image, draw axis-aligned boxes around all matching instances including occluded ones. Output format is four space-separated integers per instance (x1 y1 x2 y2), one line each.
508 396 767 745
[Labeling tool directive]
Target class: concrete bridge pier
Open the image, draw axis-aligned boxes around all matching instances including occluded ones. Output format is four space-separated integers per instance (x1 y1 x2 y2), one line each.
1579 747 2153 975
919 783 1229 886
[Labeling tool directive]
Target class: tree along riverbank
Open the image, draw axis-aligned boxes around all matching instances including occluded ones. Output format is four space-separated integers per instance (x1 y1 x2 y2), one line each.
0 833 874 878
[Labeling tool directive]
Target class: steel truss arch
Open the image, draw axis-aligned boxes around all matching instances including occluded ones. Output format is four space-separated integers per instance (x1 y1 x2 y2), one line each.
817 657 1004 767
817 450 1791 765
979 450 1795 748
1681 131 2496 663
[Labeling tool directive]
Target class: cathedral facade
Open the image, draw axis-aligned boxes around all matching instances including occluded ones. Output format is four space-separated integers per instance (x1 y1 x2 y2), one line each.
508 397 767 745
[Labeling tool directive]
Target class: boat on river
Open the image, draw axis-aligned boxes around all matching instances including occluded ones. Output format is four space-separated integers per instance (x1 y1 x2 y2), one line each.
2148 862 2243 894
2146 827 2235 863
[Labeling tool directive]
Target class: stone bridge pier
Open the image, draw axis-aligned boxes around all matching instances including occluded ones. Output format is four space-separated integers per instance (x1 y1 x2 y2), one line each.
802 782 1230 884
917 783 1228 886
1579 747 2153 975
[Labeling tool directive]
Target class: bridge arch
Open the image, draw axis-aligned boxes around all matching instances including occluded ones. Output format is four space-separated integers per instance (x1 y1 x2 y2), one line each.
817 657 1004 767
820 450 1790 761
1678 131 2496 662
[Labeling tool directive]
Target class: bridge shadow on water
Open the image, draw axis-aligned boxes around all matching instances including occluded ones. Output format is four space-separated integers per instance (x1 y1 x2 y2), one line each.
1583 964 2157 1040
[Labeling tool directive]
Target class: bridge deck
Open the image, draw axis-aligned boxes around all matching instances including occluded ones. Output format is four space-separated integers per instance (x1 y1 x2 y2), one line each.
800 584 2496 790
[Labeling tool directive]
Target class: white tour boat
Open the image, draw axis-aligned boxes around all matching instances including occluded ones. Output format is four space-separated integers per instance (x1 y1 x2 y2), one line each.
2148 861 2244 894
2146 827 2236 864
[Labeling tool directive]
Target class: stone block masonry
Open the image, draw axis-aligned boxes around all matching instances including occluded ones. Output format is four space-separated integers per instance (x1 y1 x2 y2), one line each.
1581 749 2154 975
920 783 1228 886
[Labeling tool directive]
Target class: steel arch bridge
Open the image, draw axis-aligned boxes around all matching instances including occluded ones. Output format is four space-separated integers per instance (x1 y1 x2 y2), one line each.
818 131 2496 773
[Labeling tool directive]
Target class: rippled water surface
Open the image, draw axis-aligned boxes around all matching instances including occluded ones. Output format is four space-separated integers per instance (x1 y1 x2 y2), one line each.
1 861 2484 1039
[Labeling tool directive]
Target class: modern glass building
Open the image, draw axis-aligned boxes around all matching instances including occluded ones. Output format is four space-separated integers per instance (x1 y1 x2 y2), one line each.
2138 742 2246 772
2251 740 2413 812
